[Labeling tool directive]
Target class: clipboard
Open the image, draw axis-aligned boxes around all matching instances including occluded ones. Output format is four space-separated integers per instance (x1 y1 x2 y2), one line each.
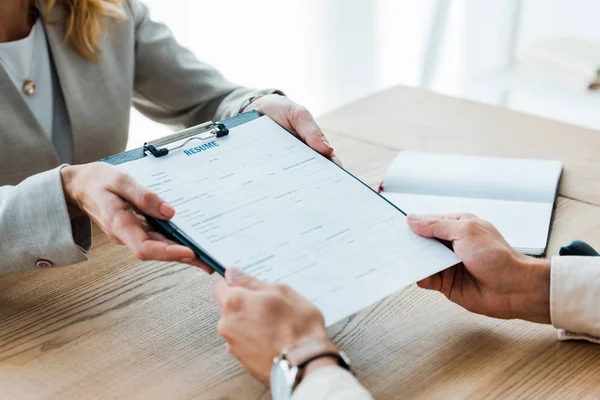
102 112 460 325
102 111 267 275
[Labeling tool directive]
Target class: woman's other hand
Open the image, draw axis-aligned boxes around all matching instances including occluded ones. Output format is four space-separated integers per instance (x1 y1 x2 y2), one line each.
60 162 211 273
243 94 343 166
214 267 331 385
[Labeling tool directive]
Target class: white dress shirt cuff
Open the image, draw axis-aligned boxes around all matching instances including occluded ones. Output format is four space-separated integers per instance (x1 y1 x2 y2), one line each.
292 366 373 400
551 256 600 343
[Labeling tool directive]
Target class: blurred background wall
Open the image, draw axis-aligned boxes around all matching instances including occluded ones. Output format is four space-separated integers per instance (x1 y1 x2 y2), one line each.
129 0 600 148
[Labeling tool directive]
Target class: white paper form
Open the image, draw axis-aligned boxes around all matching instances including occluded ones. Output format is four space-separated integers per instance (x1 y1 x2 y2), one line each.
120 116 459 325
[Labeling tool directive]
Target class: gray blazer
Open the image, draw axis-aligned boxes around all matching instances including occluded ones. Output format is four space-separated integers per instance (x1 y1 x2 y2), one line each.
0 0 277 274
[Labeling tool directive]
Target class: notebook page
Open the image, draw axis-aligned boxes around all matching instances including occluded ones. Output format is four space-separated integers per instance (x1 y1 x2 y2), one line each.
383 193 553 254
384 152 563 203
119 116 459 326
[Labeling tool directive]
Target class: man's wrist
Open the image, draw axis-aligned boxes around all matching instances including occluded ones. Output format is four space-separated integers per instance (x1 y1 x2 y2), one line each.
285 338 350 388
512 257 551 324
288 322 329 351
285 337 338 372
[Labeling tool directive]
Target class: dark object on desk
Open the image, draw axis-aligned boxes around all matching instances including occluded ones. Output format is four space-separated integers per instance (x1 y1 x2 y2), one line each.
588 68 600 91
559 240 600 256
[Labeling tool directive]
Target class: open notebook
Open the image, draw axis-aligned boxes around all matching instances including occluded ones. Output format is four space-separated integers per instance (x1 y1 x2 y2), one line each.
381 152 563 256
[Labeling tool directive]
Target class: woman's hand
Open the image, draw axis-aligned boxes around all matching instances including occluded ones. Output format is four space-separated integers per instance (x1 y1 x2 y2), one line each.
214 267 332 385
60 162 211 273
243 94 342 166
407 213 551 324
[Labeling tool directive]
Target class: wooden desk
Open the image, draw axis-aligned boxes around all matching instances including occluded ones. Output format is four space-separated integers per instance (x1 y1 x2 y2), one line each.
2 86 600 399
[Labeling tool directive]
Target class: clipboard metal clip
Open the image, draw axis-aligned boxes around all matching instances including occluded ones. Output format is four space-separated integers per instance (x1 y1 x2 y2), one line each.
143 121 229 158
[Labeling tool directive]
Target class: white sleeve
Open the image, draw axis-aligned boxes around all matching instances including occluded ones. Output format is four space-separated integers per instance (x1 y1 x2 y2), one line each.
551 256 600 344
292 366 373 400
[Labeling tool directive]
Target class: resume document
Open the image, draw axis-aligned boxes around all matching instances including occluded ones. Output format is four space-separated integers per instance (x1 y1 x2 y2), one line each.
120 116 459 325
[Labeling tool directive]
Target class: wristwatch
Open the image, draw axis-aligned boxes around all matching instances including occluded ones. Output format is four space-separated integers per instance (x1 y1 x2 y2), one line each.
238 94 265 114
270 339 352 400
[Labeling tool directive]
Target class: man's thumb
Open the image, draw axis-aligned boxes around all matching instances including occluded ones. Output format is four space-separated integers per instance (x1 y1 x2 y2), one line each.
225 267 268 291
407 214 458 241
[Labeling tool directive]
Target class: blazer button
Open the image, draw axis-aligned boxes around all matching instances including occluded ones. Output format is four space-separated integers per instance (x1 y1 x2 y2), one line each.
36 259 53 269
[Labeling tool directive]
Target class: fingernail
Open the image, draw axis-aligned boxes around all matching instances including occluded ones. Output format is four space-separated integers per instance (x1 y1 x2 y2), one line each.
322 140 333 151
227 267 247 285
408 213 423 221
159 202 175 218
332 155 344 168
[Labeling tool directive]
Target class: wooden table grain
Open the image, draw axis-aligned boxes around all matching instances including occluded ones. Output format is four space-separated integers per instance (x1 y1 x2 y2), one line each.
2 86 600 399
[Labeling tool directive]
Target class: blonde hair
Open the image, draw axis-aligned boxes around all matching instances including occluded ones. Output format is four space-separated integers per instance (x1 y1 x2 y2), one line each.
42 0 126 61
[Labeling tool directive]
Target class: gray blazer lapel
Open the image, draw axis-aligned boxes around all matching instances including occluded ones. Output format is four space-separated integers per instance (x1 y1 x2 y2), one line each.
42 3 131 164
0 65 59 183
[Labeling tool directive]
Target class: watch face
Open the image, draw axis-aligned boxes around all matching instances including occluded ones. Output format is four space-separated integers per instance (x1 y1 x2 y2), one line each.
270 359 296 400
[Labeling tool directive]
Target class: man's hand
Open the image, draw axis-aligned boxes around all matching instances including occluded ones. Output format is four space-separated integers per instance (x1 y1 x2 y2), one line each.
407 213 551 324
60 162 211 273
243 94 343 166
214 267 333 385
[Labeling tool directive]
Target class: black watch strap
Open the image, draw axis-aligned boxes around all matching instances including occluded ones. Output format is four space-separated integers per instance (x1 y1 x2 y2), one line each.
296 351 351 371
285 340 352 392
